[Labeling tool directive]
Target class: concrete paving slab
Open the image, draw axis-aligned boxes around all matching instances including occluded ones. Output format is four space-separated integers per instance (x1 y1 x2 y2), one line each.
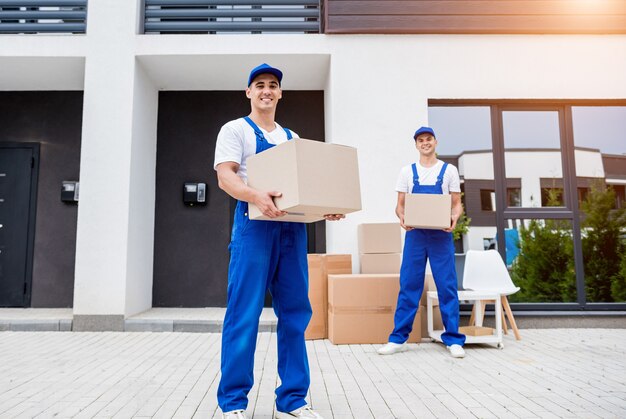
0 329 624 418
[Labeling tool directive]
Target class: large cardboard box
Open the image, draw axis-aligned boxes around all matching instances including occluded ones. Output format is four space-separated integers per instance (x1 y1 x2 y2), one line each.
357 223 402 254
247 139 362 222
305 254 352 340
327 274 421 344
360 253 402 274
404 193 451 229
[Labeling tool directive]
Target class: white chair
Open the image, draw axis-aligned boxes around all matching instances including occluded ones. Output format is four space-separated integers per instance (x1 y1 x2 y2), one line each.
463 250 521 340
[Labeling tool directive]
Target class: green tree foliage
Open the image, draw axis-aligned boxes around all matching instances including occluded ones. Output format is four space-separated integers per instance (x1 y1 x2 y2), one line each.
580 182 626 302
510 189 575 302
510 184 626 303
452 194 471 242
613 253 626 302
509 218 575 302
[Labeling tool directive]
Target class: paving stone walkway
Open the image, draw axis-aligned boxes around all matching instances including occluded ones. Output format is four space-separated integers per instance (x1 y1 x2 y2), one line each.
1 329 625 418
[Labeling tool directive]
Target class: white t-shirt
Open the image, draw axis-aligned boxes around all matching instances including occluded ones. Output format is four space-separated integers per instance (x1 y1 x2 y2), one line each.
395 160 461 195
213 117 299 183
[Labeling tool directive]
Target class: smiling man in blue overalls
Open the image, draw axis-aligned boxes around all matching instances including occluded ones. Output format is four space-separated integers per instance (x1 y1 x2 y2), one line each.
378 127 466 358
214 64 342 419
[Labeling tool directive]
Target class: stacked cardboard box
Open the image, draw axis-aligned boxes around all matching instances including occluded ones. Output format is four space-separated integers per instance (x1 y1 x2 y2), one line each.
358 223 402 274
327 274 423 344
305 254 352 340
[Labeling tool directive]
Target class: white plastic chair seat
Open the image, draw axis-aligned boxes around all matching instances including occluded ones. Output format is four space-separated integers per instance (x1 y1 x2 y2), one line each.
462 249 522 340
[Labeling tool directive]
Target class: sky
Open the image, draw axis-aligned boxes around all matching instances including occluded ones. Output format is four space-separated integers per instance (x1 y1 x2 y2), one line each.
428 106 626 156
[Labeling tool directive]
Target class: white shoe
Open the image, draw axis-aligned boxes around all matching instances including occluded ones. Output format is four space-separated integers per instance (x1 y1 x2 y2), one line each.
377 342 407 355
223 409 248 419
448 344 465 358
276 405 325 418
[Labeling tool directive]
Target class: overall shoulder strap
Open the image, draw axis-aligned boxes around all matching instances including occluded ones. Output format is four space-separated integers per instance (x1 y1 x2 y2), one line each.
411 163 419 185
436 162 449 184
243 116 263 136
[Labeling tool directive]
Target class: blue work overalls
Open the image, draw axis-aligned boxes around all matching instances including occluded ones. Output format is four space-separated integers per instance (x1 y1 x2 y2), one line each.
217 117 312 413
389 162 466 347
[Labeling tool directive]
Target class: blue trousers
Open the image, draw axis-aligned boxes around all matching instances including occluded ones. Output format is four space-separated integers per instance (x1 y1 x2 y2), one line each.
389 229 465 347
218 202 312 413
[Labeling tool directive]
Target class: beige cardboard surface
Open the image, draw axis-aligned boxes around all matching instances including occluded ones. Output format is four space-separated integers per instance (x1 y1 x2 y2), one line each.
247 139 361 222
360 253 402 274
404 193 452 229
327 274 421 344
357 223 402 254
305 254 352 340
459 326 494 336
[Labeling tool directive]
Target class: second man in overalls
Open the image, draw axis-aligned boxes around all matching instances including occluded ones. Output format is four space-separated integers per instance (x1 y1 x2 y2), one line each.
378 127 467 358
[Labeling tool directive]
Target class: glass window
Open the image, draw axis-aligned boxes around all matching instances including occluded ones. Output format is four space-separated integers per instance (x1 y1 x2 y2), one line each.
480 189 495 211
573 107 626 303
428 106 494 254
507 188 521 207
506 218 576 303
502 111 565 208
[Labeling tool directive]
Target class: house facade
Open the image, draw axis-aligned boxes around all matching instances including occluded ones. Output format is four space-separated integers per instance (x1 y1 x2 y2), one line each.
1 0 625 329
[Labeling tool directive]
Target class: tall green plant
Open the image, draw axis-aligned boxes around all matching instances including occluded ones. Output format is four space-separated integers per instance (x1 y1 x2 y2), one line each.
510 189 576 302
580 182 626 302
510 219 575 302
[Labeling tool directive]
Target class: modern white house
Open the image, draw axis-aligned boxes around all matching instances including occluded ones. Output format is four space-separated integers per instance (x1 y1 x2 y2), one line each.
1 0 625 330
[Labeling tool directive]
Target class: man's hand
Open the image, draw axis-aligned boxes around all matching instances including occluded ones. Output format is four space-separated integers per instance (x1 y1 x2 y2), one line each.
443 216 458 233
253 190 287 218
323 214 345 221
399 215 414 231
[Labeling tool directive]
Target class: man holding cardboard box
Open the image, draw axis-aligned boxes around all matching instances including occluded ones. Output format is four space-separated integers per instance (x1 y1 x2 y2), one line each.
378 126 467 358
214 64 341 419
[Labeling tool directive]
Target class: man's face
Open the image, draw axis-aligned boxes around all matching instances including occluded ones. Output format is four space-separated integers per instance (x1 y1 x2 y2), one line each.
246 73 282 112
415 134 437 156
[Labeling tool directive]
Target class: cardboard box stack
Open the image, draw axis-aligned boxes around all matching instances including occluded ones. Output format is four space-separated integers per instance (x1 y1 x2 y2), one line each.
305 254 352 340
327 274 422 344
247 139 362 223
358 223 402 274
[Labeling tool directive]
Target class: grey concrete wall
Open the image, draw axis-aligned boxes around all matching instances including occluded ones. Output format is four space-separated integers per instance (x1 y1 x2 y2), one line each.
0 92 83 307
153 91 325 307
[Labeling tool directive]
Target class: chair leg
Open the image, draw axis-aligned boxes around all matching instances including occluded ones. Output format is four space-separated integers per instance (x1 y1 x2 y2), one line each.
501 295 521 340
501 307 508 335
469 304 476 326
478 300 487 326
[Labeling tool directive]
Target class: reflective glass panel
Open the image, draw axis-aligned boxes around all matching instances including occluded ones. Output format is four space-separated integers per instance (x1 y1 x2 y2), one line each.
502 111 565 208
572 106 626 303
506 218 576 303
428 107 495 254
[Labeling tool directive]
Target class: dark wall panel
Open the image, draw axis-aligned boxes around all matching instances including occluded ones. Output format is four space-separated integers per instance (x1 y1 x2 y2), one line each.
153 91 325 307
0 92 83 307
326 0 626 34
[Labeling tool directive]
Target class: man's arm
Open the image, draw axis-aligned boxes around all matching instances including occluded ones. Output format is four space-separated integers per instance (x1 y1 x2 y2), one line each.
216 161 286 218
443 192 462 233
396 192 414 231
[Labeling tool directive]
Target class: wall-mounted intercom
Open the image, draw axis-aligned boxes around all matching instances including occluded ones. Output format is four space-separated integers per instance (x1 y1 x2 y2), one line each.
183 182 207 206
61 181 79 203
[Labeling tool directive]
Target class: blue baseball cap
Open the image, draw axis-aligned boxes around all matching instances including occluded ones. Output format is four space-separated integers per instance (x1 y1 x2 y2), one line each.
413 126 436 140
247 63 283 87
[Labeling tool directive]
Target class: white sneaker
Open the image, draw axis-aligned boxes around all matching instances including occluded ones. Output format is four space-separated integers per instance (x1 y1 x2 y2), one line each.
276 405 325 418
223 409 248 419
377 342 407 355
448 344 465 358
